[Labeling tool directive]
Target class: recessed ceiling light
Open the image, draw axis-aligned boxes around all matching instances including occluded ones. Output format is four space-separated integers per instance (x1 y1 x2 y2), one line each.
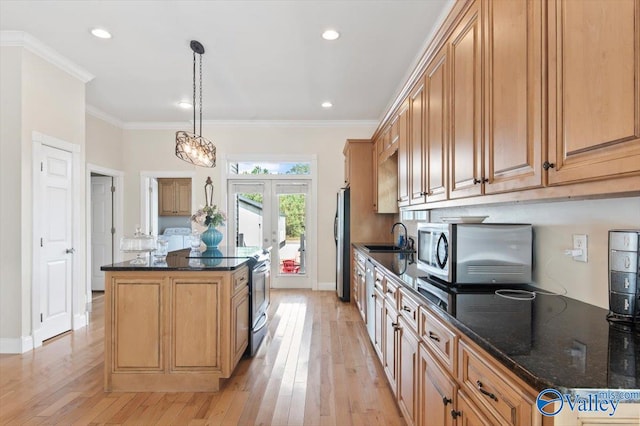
322 29 340 41
91 28 112 39
321 101 333 108
178 101 193 109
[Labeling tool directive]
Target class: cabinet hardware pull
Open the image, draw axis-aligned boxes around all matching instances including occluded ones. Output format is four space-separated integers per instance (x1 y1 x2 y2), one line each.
476 380 498 401
543 161 555 170
392 322 398 327
402 306 411 312
473 178 481 184
428 331 440 342
451 410 461 419
371 294 376 298
442 396 452 406
386 289 394 294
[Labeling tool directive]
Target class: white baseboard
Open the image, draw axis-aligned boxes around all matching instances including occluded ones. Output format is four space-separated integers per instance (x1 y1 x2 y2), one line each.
0 336 34 354
317 281 336 291
73 313 88 330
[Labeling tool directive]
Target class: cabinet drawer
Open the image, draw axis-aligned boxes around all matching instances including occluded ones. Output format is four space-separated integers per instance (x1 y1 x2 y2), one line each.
232 268 249 294
398 288 420 333
458 340 536 426
355 251 366 269
374 270 386 292
420 307 457 374
385 278 399 309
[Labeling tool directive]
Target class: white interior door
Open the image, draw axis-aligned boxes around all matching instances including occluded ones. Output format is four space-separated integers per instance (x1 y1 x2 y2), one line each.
91 175 113 291
39 145 73 340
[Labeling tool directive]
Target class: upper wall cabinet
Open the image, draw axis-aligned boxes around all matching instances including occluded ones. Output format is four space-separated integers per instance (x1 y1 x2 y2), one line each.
448 0 483 200
409 80 427 205
547 0 640 185
483 0 544 194
398 100 411 207
159 178 192 216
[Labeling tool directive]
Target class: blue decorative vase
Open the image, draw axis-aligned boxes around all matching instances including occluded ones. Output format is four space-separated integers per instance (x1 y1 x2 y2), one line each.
201 225 223 251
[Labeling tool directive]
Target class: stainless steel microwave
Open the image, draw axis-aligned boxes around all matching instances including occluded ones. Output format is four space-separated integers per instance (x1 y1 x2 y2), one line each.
417 223 533 285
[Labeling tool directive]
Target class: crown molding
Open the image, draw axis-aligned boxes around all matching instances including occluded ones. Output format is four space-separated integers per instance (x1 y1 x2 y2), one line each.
122 119 378 130
86 105 125 129
0 31 94 83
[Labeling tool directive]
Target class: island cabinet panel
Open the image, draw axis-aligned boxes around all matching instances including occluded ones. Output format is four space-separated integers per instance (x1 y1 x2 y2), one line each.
171 279 220 370
112 280 163 371
104 267 249 392
449 0 483 200
547 0 640 184
483 0 543 194
231 286 250 368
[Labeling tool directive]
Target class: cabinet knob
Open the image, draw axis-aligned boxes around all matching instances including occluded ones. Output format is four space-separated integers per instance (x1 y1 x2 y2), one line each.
442 396 452 406
451 410 461 419
543 161 555 171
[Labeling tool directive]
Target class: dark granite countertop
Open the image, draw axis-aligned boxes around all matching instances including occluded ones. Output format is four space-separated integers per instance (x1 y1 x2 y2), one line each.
101 246 262 271
353 243 640 394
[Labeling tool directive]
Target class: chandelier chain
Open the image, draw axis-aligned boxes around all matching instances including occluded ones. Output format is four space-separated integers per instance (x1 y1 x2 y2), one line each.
199 52 203 137
192 51 197 135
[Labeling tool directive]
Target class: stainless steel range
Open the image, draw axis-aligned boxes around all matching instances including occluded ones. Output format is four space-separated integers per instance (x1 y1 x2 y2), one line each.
246 249 271 357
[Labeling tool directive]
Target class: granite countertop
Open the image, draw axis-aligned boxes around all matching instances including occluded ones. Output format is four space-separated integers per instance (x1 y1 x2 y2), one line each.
101 246 262 271
353 243 640 394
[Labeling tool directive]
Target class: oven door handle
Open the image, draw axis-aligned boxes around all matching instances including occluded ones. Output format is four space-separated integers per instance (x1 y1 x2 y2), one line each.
254 264 270 274
253 312 269 332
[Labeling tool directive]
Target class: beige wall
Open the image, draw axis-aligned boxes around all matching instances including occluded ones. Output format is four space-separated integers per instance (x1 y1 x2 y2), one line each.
0 46 24 339
0 46 86 344
121 123 376 286
403 196 640 309
86 113 124 169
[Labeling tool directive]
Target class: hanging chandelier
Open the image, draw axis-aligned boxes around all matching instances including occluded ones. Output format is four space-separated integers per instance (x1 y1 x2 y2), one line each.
175 40 216 168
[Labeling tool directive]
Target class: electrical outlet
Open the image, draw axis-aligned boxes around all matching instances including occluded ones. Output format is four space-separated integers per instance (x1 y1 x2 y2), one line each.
572 234 588 262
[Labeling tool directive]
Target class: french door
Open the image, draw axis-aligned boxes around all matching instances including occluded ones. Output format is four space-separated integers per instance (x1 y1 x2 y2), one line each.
228 179 311 289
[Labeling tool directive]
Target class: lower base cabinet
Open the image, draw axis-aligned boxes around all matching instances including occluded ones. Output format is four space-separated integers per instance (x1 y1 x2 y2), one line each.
383 302 399 395
398 316 419 426
418 344 456 426
455 390 495 426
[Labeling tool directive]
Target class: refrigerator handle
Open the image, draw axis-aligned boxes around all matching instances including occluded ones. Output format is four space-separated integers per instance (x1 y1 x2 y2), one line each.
334 216 338 242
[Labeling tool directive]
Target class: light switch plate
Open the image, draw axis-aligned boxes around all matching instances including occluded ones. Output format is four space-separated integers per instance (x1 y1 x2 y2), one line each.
572 234 588 262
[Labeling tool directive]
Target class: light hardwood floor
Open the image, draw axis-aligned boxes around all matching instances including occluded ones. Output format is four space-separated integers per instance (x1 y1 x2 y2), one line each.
0 290 405 425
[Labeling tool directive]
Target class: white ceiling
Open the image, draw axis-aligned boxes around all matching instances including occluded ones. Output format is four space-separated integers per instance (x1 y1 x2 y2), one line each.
0 0 452 125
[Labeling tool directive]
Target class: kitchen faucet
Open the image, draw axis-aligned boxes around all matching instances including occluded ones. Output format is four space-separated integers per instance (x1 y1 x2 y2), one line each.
391 222 408 249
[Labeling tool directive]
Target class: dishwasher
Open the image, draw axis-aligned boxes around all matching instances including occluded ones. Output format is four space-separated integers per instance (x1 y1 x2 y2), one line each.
365 259 375 342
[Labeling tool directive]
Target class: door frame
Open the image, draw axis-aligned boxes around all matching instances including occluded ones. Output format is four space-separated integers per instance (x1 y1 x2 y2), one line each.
86 164 124 305
139 170 196 236
31 131 83 349
223 154 318 290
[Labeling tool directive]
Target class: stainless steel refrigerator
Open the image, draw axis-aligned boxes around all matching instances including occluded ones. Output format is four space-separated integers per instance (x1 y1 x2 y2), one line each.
334 188 350 301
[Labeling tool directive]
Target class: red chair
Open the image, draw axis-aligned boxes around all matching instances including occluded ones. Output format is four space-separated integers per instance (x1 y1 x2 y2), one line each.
282 259 300 273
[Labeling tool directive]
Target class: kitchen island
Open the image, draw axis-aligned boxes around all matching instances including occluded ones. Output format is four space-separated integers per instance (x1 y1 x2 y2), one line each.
100 248 254 392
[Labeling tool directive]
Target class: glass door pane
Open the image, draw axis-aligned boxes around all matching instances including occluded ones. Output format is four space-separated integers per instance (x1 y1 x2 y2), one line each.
227 181 269 251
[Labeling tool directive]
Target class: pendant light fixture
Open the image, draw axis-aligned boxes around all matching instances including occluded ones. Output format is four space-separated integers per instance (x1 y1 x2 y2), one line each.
175 40 216 168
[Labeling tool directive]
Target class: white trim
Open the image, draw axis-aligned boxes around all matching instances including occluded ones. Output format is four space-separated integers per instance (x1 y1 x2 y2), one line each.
0 336 33 354
139 171 196 235
123 122 190 130
317 282 336 292
32 132 84 351
0 31 94 83
73 313 88 330
123 120 378 130
86 164 124 307
86 105 125 129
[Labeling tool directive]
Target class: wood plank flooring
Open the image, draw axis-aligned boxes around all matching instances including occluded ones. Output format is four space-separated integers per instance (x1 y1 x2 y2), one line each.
0 290 405 425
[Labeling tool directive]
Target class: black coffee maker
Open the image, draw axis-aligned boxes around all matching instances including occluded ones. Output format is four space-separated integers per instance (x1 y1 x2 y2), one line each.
608 230 640 323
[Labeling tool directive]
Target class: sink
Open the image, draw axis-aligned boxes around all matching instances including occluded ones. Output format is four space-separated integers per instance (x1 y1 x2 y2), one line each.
364 244 412 252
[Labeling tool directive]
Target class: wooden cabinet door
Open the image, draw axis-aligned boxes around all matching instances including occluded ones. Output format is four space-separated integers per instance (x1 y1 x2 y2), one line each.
158 179 177 216
547 0 640 184
418 344 455 426
449 0 483 200
397 316 419 426
483 0 544 194
372 140 379 211
373 286 385 362
383 303 398 396
455 390 496 426
171 278 220 370
231 286 249 368
111 279 164 371
425 46 449 203
355 264 366 322
398 102 411 207
175 179 192 215
409 79 427 205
